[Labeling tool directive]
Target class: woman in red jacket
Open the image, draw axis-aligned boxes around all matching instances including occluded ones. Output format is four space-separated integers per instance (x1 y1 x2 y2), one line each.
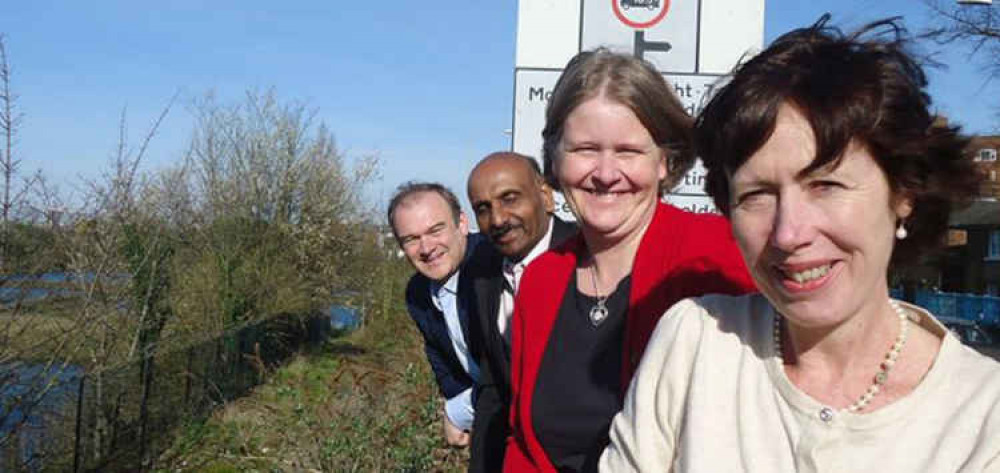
503 49 755 472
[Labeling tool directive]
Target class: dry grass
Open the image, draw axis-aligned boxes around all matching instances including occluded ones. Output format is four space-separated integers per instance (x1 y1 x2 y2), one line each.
0 299 90 364
155 276 470 473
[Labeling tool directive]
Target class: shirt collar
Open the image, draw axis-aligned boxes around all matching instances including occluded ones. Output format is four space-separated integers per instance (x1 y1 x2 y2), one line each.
432 269 460 298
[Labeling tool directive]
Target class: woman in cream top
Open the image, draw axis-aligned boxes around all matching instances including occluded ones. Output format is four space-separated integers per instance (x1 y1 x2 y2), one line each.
600 15 1000 473
602 295 1000 472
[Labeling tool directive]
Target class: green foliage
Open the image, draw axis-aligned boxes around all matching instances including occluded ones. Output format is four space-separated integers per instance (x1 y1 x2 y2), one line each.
0 222 65 272
156 257 468 472
2 87 388 471
163 89 379 336
167 215 316 338
121 221 174 357
197 462 241 473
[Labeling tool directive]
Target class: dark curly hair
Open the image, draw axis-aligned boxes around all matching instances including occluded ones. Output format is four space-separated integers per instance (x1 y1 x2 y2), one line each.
542 48 695 194
694 14 980 264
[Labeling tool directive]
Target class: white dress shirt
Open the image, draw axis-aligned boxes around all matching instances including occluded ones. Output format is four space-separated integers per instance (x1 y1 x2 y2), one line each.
498 217 555 341
430 270 479 430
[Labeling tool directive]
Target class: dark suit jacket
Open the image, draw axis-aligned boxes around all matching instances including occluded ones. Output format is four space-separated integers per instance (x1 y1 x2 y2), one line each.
467 217 576 473
405 233 486 402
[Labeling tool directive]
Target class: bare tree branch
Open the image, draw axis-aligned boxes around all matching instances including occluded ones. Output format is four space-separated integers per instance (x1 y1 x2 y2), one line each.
0 35 20 226
921 0 1000 80
0 34 27 273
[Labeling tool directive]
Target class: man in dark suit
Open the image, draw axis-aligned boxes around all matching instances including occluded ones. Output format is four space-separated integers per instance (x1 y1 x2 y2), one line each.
466 152 576 472
389 181 483 447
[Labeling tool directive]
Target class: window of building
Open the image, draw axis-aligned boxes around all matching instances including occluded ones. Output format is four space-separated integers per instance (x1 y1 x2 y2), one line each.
989 230 1000 259
976 148 998 162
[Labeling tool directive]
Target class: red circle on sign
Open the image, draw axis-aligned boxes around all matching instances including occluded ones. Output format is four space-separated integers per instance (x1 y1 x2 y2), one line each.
611 0 670 30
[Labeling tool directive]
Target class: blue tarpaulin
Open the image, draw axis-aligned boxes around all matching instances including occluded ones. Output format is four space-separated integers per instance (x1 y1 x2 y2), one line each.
913 290 1000 327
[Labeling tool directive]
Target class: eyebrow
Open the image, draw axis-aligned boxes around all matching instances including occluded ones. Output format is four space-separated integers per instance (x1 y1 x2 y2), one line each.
399 220 447 241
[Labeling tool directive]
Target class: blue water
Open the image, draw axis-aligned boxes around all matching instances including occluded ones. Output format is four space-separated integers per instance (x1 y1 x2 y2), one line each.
1 364 83 431
0 291 361 469
1 363 84 470
328 305 362 331
1 272 126 284
0 287 77 304
0 272 129 305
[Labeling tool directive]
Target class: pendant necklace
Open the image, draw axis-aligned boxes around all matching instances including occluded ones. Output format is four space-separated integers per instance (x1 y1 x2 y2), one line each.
588 262 609 327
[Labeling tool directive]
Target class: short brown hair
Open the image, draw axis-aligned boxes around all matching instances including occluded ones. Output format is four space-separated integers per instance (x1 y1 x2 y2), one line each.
387 181 462 239
695 15 980 264
541 48 695 194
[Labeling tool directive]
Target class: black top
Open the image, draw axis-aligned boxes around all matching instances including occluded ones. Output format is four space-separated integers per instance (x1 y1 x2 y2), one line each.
532 271 632 473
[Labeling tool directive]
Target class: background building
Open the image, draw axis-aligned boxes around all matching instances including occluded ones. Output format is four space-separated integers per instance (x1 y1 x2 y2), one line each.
971 135 1000 199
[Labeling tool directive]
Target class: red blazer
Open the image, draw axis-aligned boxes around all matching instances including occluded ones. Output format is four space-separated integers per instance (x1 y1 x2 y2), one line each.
503 202 756 472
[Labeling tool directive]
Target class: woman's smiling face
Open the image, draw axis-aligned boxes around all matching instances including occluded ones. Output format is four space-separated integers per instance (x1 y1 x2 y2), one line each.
728 104 911 329
555 94 666 243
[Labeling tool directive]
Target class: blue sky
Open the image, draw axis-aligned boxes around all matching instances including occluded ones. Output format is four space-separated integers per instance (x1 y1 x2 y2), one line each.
1 1 997 219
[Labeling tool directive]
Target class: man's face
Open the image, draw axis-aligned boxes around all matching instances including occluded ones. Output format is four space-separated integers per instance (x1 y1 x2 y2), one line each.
467 156 554 261
393 192 469 282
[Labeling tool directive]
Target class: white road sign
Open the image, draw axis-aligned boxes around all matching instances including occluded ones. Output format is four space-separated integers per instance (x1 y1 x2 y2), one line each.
513 0 764 214
582 0 700 72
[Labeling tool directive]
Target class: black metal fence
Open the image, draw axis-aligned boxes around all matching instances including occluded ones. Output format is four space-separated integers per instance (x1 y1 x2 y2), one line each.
1 311 338 472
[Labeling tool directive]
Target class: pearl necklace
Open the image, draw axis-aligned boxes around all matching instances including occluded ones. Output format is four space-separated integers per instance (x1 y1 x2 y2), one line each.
773 299 910 413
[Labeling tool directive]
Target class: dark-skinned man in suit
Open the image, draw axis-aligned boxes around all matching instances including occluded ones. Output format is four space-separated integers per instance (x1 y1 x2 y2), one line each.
465 152 576 472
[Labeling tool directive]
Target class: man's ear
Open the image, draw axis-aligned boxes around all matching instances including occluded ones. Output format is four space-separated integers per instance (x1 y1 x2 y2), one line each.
540 180 556 214
459 212 469 236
